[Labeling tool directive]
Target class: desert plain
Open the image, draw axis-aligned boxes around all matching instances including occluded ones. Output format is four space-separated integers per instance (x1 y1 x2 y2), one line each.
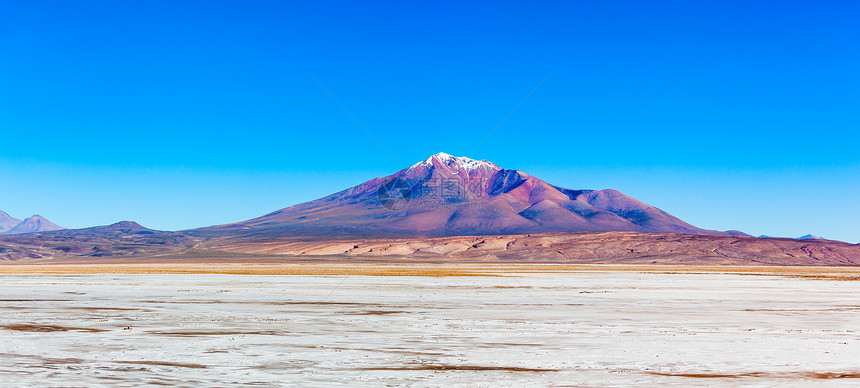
0 264 858 386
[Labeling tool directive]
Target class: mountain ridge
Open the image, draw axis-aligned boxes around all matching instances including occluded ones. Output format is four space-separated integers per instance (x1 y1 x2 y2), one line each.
206 153 743 237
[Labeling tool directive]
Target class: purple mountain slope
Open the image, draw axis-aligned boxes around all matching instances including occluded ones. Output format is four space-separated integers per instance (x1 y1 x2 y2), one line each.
0 210 22 233
208 153 742 237
3 215 64 235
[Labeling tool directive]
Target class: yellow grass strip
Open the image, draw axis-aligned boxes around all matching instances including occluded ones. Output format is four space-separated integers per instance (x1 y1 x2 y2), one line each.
0 263 858 277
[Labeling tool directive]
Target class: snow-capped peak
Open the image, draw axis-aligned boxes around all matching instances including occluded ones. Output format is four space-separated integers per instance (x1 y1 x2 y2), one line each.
409 152 500 173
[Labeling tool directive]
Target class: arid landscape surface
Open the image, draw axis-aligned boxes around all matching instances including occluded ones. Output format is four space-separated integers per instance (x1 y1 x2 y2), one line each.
1 152 856 387
1 153 857 386
5 1 858 386
203 231 860 266
2 227 858 266
1 271 857 386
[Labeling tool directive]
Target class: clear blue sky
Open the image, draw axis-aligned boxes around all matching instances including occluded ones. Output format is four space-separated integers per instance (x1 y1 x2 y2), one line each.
1 1 858 242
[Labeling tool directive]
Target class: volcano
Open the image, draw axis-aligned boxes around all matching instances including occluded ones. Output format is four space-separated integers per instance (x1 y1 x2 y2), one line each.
3 215 64 235
212 153 739 237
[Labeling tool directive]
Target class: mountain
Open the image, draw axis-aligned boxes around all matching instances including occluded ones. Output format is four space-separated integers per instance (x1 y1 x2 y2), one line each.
760 234 833 241
0 211 22 233
3 215 64 235
210 152 736 237
798 234 825 240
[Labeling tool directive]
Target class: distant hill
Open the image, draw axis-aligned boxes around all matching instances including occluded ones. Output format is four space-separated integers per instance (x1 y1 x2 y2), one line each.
0 220 195 260
759 234 832 241
798 234 825 240
2 215 64 235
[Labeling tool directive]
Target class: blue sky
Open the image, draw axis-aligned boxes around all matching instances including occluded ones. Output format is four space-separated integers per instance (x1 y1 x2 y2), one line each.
1 1 858 242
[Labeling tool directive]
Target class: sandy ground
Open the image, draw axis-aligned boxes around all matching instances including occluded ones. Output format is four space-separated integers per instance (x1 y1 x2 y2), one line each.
0 270 858 386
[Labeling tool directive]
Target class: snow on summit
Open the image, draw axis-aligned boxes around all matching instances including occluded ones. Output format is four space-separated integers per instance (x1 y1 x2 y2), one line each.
410 152 499 173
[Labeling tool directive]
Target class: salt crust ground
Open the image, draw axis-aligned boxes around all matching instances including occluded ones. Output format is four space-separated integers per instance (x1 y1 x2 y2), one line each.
0 269 858 386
